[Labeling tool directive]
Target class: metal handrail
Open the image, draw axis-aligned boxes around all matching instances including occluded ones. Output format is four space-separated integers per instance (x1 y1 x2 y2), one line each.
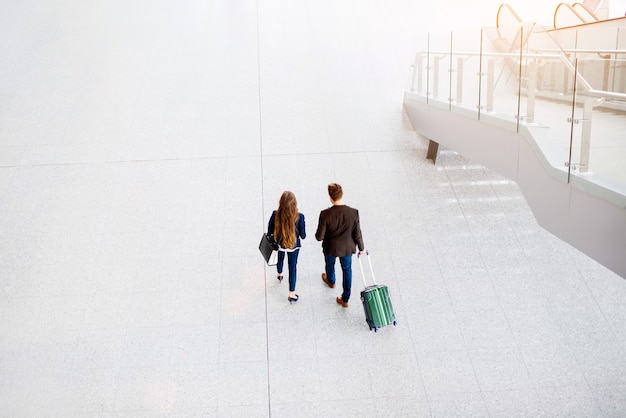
537 48 626 55
413 49 626 101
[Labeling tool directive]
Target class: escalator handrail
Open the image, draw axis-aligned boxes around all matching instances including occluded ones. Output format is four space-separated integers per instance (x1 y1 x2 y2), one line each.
554 2 595 29
496 3 522 28
572 2 599 21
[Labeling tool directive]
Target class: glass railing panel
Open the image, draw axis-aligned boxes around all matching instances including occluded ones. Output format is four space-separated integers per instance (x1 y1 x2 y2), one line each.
576 54 624 93
567 56 626 198
516 52 574 182
425 32 453 109
477 25 522 132
573 27 621 51
404 23 626 203
618 28 626 94
617 28 626 95
570 27 626 94
545 26 578 51
448 28 482 118
618 27 626 50
512 29 575 184
407 33 429 97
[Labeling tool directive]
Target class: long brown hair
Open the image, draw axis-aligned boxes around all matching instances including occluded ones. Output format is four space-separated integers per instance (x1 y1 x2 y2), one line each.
274 191 299 248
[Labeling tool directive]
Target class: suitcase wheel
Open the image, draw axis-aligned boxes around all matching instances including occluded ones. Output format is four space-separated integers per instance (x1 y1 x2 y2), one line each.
393 320 397 326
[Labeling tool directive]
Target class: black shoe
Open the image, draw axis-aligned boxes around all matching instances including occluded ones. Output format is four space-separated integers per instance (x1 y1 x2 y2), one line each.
288 294 299 304
277 275 283 283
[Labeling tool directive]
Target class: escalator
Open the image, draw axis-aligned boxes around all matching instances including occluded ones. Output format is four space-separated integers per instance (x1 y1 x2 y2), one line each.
554 2 599 29
403 2 626 278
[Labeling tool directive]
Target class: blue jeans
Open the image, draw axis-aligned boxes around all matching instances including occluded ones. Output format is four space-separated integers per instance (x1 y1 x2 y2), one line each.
277 249 300 292
324 254 353 302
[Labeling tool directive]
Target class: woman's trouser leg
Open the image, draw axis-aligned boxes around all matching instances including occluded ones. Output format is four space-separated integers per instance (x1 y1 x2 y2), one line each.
287 250 299 292
276 251 285 274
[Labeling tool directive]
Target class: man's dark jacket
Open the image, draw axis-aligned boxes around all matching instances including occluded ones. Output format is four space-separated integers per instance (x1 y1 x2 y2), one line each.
315 205 364 257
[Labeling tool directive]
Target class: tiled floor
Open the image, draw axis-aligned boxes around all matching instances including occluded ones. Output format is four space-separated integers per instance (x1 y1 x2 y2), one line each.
1 1 625 417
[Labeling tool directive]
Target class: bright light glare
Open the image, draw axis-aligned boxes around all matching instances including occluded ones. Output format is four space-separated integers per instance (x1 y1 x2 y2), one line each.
421 0 576 32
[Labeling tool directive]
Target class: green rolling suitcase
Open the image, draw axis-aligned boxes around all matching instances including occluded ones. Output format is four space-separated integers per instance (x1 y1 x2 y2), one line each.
358 253 397 332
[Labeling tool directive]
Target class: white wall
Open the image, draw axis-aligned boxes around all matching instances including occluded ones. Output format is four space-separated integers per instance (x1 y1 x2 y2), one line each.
610 0 626 17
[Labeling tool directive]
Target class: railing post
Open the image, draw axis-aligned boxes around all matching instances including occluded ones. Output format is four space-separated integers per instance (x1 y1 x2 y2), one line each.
617 55 626 93
486 59 495 112
417 55 423 93
563 64 571 94
448 32 453 110
478 28 484 119
602 56 610 91
410 54 417 92
457 57 463 104
526 59 536 123
580 99 593 173
433 56 440 98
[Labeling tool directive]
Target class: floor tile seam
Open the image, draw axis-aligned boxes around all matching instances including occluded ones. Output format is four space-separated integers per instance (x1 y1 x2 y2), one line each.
380 209 434 359
365 144 450 413
9 155 232 169
573 268 624 347
309 310 340 390
472 237 548 403
359 144 432 374
256 0 275 411
510 224 575 271
216 168 228 401
410 347 467 414
262 148 415 159
500 343 551 406
442 159 543 395
462 346 529 415
73 317 193 330
216 360 269 367
491 189 539 272
101 323 152 412
427 157 499 414
467 340 578 400
393 156 467 408
428 307 487 390
538 300 617 411
0 163 22 170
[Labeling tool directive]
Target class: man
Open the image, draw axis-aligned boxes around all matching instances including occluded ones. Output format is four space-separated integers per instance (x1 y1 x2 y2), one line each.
315 183 366 308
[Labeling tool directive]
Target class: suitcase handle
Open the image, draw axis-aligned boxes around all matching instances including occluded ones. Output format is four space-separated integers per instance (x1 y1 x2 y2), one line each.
357 251 377 286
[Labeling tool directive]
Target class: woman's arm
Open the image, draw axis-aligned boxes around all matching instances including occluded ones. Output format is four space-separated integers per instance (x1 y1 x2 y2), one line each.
268 211 276 234
298 213 306 239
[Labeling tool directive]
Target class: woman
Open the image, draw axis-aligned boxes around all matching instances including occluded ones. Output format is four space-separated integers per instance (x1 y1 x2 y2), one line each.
268 191 306 303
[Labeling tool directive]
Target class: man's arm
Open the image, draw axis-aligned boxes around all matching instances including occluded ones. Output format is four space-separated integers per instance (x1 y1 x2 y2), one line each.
353 210 365 253
315 212 326 241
